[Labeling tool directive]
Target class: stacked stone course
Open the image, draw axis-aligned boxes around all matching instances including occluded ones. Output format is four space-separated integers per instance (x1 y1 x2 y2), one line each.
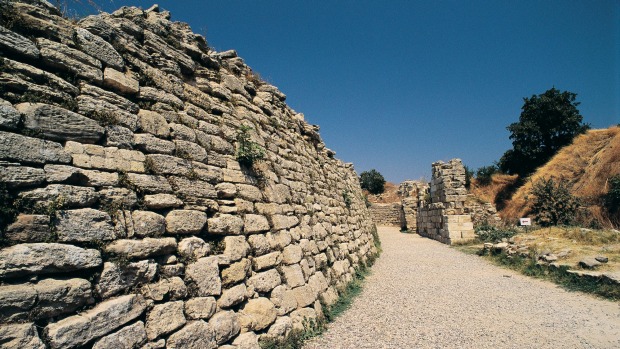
367 203 404 228
0 2 378 348
417 159 475 244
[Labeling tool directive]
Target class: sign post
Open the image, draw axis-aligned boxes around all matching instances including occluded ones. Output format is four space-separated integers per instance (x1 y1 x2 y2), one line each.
519 217 531 233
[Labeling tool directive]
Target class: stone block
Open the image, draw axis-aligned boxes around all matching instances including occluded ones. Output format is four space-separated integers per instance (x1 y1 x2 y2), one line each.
185 256 221 296
166 210 208 234
55 208 116 242
0 243 101 278
0 131 71 164
146 301 186 340
95 260 157 298
105 238 177 259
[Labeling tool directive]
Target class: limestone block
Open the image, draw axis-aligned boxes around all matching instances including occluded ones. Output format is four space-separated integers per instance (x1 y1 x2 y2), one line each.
184 297 217 320
248 269 282 293
105 125 135 149
0 26 40 58
289 307 317 332
185 256 221 296
239 297 277 331
168 176 217 203
248 234 271 256
75 27 124 70
0 243 101 278
175 140 208 163
141 277 187 301
146 154 191 175
217 284 246 308
92 321 147 349
178 237 210 261
146 301 186 340
138 110 170 137
167 320 217 349
232 332 260 349
267 230 292 250
221 259 251 286
236 184 263 202
139 86 184 110
0 131 71 164
170 123 196 141
79 82 139 113
144 193 183 209
19 184 99 209
55 208 116 242
95 260 157 298
292 284 317 308
0 323 45 349
44 294 147 349
252 251 282 271
244 214 270 234
224 235 250 262
280 264 305 288
0 100 21 130
266 316 293 339
36 37 103 82
0 165 45 188
131 210 165 237
208 214 244 235
76 95 139 131
4 214 52 242
105 238 177 259
126 173 173 193
165 210 208 234
281 244 303 265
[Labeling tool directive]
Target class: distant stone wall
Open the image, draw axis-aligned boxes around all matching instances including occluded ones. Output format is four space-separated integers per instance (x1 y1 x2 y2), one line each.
465 195 502 226
417 159 475 244
399 181 428 231
368 203 404 227
0 2 378 348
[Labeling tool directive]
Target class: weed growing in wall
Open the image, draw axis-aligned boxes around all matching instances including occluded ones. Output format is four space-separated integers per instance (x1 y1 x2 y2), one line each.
342 190 352 209
236 125 265 166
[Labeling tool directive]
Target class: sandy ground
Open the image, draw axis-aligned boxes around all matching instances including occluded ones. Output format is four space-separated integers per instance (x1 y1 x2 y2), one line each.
304 226 620 349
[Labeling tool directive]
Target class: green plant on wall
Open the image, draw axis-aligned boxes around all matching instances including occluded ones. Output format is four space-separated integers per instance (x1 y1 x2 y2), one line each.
236 125 265 166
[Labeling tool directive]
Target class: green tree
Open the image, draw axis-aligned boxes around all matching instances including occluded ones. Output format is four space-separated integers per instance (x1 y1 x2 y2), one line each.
498 88 590 177
464 165 473 189
475 165 498 186
530 178 580 227
360 169 386 195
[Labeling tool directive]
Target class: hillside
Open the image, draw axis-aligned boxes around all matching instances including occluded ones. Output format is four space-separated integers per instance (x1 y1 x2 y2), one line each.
366 182 401 203
482 126 620 226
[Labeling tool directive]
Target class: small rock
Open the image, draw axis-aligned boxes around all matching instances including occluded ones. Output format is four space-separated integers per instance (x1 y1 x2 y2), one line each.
595 256 609 263
579 258 602 269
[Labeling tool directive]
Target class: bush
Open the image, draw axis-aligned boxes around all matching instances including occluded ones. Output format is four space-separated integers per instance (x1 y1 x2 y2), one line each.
530 178 580 226
474 222 517 242
475 165 497 186
360 169 385 195
604 175 620 214
235 125 265 166
464 165 473 189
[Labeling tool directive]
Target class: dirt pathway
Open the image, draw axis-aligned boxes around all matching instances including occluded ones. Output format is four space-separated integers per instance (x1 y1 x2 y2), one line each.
304 226 620 349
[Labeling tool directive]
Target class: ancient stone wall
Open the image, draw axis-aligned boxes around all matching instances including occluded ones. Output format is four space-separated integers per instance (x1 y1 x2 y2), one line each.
368 203 404 228
398 180 428 231
417 159 475 244
0 2 378 348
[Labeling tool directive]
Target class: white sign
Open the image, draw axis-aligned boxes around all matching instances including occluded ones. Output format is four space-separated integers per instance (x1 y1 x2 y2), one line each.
519 218 531 226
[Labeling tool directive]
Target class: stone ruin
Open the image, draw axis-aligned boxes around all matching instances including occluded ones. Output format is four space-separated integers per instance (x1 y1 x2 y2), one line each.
417 159 476 244
0 2 379 348
399 180 428 233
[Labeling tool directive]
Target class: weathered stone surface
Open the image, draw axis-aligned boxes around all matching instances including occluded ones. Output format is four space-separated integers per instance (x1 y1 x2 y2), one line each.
0 323 45 349
0 131 71 164
221 259 251 286
126 173 173 193
105 125 135 149
270 214 299 231
240 297 277 331
168 176 217 204
186 256 221 296
178 237 210 260
139 87 185 109
266 316 293 339
166 210 208 234
65 141 145 173
92 321 147 349
138 110 170 137
208 214 244 235
579 258 602 269
0 26 40 58
96 260 158 298
144 193 183 209
281 244 303 265
248 234 271 256
233 332 260 349
105 238 177 259
244 214 270 234
217 284 246 308
292 284 316 308
175 139 208 163
146 301 186 340
44 294 147 349
4 214 51 242
75 27 124 70
252 251 281 271
135 133 176 154
132 210 165 237
0 243 101 278
0 165 46 190
280 264 305 288
224 235 250 262
167 321 217 349
208 311 240 345
32 278 92 320
290 307 317 331
0 283 37 322
76 95 139 131
146 154 191 176
19 184 99 208
37 37 102 81
0 99 21 130
103 67 140 94
143 276 187 301
79 82 139 113
184 297 217 320
248 269 282 293
55 208 116 242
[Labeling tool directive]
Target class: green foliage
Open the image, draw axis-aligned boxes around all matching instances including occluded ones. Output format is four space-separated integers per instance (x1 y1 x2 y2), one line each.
474 222 518 242
370 225 381 250
530 178 580 227
360 169 385 195
0 184 18 233
259 318 325 349
236 125 265 166
323 266 368 322
604 175 620 215
464 165 474 189
498 88 590 177
475 165 498 186
342 190 352 208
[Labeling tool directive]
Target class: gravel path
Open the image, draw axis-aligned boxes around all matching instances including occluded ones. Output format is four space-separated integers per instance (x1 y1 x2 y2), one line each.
304 226 620 349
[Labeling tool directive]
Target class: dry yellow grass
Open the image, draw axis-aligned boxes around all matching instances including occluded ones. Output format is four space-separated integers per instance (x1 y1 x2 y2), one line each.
496 126 620 225
366 182 401 204
513 227 620 272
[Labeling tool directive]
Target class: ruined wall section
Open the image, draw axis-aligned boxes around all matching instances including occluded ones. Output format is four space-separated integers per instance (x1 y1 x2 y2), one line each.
417 159 474 244
368 203 404 228
398 180 428 231
0 2 378 348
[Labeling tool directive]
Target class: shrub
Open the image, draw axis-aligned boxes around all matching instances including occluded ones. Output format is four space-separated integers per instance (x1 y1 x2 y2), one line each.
604 175 620 215
474 222 517 242
530 178 580 226
360 169 385 195
464 165 474 189
475 165 498 186
236 125 265 166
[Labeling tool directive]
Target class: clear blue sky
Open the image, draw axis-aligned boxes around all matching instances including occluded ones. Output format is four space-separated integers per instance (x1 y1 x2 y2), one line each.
80 1 619 182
